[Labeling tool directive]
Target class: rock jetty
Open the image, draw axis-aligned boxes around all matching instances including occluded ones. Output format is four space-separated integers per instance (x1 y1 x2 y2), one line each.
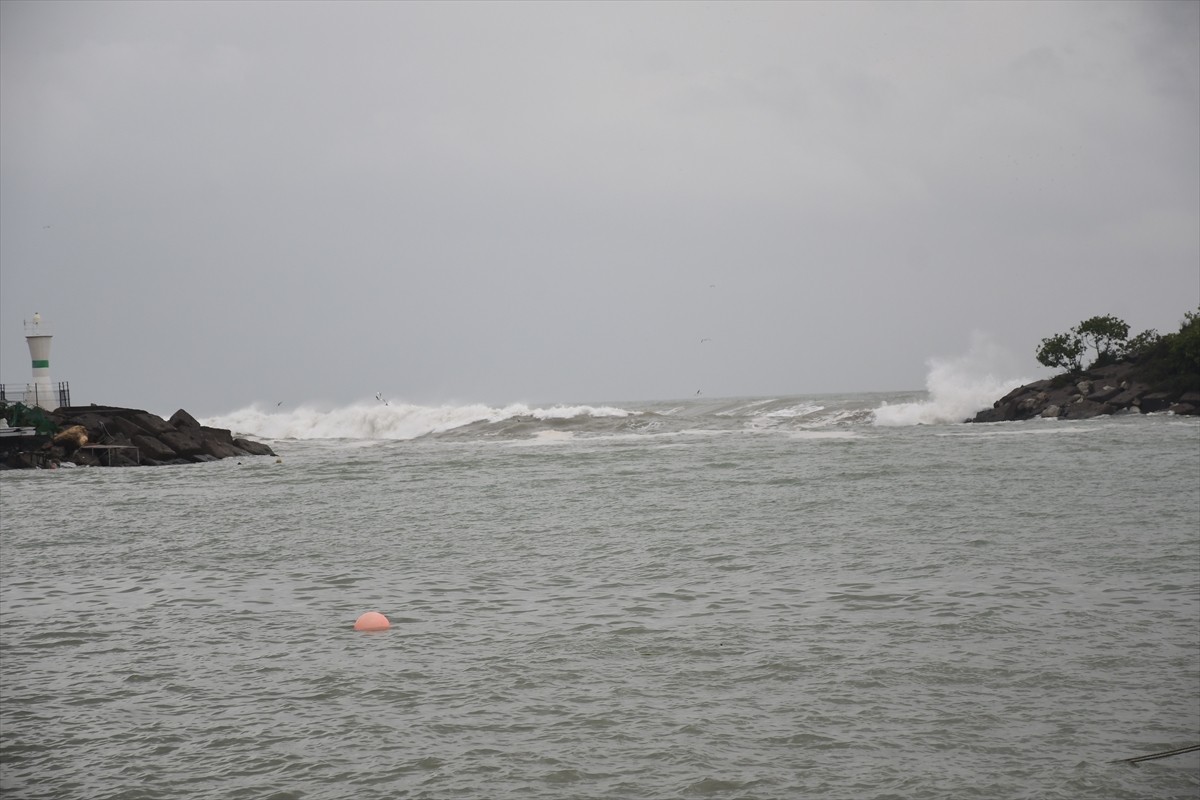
969 360 1200 423
1 406 276 469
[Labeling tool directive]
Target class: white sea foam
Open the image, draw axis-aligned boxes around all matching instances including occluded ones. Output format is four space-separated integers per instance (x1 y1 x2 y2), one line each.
509 430 577 446
718 398 778 416
764 403 825 418
203 400 633 441
872 332 1030 427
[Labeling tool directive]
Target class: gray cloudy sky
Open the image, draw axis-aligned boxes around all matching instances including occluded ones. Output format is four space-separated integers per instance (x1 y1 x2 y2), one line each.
2 0 1197 415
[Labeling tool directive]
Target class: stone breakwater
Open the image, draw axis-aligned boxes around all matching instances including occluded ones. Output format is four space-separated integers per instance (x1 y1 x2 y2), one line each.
2 406 276 469
969 361 1200 423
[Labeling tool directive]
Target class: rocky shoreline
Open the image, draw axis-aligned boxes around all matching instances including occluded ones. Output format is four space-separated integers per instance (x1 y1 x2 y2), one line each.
1 406 276 469
968 360 1200 423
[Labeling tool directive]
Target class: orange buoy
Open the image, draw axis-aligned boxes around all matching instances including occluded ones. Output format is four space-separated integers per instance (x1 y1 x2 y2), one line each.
353 611 390 632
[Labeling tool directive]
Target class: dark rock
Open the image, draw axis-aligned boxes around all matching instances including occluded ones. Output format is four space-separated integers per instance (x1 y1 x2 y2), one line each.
1062 399 1113 420
1108 384 1149 408
159 429 204 457
969 407 1008 423
104 414 151 440
169 409 202 429
969 351 1198 423
127 412 176 436
1139 392 1174 413
0 405 280 469
1086 385 1122 403
203 438 244 459
131 434 178 461
56 412 116 436
201 426 236 445
234 438 275 457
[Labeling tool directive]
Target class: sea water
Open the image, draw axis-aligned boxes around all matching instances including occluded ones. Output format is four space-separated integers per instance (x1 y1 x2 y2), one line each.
1 391 1197 800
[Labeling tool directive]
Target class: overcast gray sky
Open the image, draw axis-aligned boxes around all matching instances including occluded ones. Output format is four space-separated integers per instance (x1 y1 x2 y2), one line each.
2 0 1197 416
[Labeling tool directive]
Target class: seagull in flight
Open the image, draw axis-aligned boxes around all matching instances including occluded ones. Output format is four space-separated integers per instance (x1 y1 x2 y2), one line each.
700 338 711 343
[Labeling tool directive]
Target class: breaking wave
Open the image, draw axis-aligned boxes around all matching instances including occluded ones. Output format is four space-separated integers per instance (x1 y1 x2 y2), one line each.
201 336 1033 440
203 401 635 441
872 332 1030 426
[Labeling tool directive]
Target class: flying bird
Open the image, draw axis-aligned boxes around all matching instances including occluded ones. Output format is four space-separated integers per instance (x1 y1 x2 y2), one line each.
700 338 711 343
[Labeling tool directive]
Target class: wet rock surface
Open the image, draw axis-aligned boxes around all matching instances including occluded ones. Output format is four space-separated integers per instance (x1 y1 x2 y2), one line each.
969 361 1199 423
1 406 276 469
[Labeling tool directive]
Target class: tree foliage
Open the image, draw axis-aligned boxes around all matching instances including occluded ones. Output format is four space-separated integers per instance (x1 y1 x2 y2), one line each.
1167 309 1200 373
1123 328 1161 358
1035 309 1200 383
1035 313 1128 372
1036 332 1084 372
1075 314 1130 365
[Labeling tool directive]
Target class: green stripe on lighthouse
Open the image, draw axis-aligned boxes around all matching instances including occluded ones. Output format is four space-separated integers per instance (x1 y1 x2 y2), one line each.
32 359 49 368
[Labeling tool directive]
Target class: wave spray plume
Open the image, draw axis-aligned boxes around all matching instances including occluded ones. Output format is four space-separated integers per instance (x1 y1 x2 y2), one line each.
873 332 1030 426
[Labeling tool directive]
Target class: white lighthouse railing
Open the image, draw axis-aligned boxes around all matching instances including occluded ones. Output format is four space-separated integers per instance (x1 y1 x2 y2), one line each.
0 381 71 409
25 315 52 336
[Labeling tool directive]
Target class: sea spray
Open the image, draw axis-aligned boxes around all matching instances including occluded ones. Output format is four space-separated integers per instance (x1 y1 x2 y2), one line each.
873 332 1031 426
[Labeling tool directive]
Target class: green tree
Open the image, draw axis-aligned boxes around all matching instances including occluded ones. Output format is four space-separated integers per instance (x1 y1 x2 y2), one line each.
1166 308 1200 372
1075 314 1129 366
1036 332 1083 372
1122 328 1161 359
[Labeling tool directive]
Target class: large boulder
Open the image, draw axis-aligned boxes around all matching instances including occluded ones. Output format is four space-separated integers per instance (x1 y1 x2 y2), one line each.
169 409 202 429
159 429 205 457
203 437 244 459
131 433 178 461
1086 385 1122 404
127 411 176 436
1062 398 1113 420
104 415 151 440
235 438 275 456
1139 392 1174 413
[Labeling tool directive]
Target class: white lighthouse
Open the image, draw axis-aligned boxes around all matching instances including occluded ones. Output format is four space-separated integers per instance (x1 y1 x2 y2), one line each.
25 312 55 409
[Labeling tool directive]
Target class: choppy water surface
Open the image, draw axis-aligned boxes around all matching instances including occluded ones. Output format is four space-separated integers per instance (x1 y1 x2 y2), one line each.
2 395 1198 799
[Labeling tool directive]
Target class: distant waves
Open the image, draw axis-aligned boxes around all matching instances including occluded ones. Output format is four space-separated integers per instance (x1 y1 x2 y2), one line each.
204 393 905 443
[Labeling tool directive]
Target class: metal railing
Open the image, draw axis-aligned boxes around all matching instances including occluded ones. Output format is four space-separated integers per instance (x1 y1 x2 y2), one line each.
0 381 71 409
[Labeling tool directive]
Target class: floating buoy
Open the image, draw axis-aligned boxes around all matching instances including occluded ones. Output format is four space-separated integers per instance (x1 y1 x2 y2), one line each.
353 611 390 632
